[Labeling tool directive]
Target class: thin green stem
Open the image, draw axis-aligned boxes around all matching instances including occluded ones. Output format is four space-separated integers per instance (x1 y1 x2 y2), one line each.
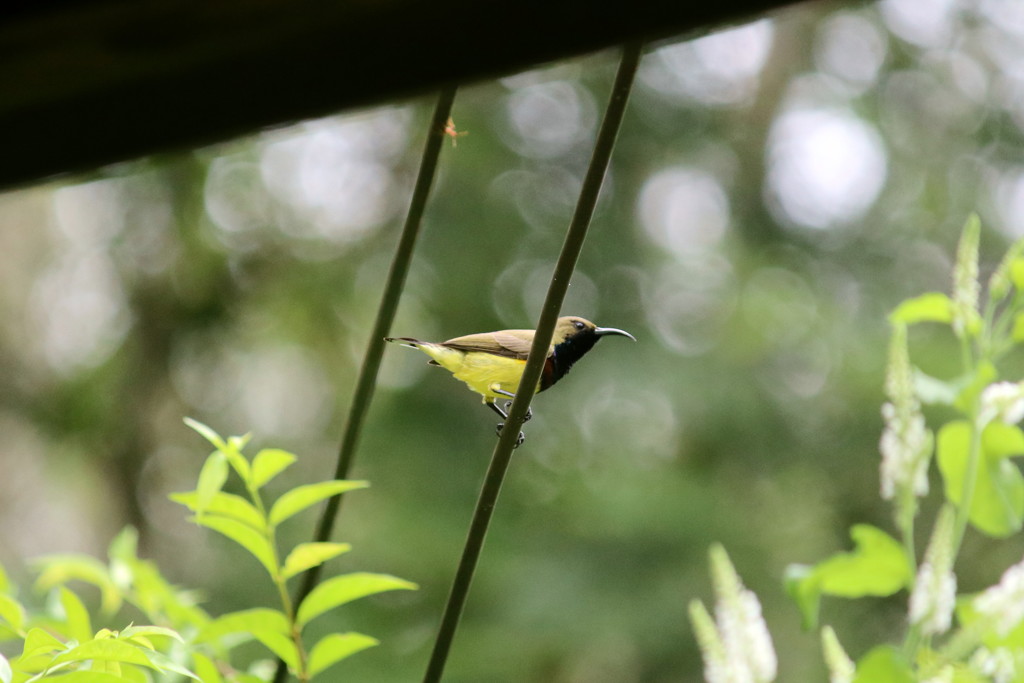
897 487 917 575
271 86 456 683
952 416 983 556
421 42 643 683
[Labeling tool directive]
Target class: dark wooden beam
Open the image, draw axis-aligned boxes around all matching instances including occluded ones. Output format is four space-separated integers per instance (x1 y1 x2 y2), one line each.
0 0 804 190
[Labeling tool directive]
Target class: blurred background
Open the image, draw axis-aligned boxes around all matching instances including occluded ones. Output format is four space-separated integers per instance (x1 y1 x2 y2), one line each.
3 0 1024 680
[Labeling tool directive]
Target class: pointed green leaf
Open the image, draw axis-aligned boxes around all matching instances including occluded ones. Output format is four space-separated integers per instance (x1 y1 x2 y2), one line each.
1012 312 1024 343
53 639 155 668
296 572 417 628
184 418 228 451
269 481 369 526
59 587 92 644
308 632 379 678
852 645 913 683
192 516 277 576
197 608 290 644
1012 258 1024 293
0 595 25 635
20 627 66 659
282 543 351 581
252 449 298 488
983 421 1024 457
195 452 229 513
938 421 1024 537
46 673 129 683
251 629 299 672
784 564 822 630
235 675 269 683
223 435 252 481
889 293 953 325
14 627 66 674
143 648 202 680
119 625 183 643
32 556 121 614
170 491 266 532
913 369 958 406
954 361 998 415
190 653 223 683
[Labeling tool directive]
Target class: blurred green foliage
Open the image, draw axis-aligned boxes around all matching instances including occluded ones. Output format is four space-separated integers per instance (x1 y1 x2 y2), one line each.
4 1 1024 681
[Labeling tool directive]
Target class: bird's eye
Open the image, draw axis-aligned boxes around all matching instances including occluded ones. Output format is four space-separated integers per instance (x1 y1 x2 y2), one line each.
574 321 585 330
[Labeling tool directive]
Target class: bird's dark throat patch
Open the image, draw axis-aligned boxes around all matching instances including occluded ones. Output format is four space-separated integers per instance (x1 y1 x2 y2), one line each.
542 329 600 390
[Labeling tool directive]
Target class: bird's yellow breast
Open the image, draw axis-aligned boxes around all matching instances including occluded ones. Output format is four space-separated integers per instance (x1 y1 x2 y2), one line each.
417 345 536 402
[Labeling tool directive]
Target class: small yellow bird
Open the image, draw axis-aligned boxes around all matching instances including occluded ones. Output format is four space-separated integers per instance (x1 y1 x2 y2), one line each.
385 316 635 443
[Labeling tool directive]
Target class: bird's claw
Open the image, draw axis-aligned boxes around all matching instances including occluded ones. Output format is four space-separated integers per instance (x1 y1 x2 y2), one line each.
495 422 526 448
503 401 532 422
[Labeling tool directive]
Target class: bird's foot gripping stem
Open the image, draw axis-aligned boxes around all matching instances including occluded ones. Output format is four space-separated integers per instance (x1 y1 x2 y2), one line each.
504 401 532 422
495 422 526 448
491 387 532 422
487 393 528 448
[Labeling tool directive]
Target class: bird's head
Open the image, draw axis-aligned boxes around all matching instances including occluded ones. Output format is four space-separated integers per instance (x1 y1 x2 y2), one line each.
553 316 636 346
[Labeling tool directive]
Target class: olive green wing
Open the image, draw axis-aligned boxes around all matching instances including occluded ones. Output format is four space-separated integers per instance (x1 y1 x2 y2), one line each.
442 329 545 360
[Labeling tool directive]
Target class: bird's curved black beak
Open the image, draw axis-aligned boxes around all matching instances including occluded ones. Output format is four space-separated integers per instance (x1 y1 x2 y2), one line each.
594 326 636 341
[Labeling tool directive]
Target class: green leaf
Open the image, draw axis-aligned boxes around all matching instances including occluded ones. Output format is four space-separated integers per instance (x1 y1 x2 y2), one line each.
170 491 266 532
938 421 1024 537
196 611 289 676
52 639 156 668
307 632 379 678
119 625 183 644
784 526 911 630
59 587 92 645
252 629 299 672
954 361 998 415
813 525 911 596
296 572 417 628
14 627 66 674
1012 258 1024 293
20 626 66 659
282 543 352 580
197 608 290 644
0 595 25 635
1012 312 1024 343
889 293 953 325
183 417 228 451
45 673 130 683
192 516 278 576
0 653 10 683
223 435 252 481
143 648 202 680
252 449 298 488
852 645 914 683
190 653 223 683
195 452 229 513
784 564 821 630
32 556 121 614
914 369 958 406
269 481 369 526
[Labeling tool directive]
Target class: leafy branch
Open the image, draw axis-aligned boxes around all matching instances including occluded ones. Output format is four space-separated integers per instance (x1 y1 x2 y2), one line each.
174 419 416 682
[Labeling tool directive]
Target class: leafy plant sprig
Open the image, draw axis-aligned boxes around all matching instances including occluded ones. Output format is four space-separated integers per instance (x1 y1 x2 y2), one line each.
172 419 416 682
0 545 202 683
691 216 1024 682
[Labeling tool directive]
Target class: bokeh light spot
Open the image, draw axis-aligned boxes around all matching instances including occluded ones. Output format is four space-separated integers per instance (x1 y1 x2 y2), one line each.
767 107 887 229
